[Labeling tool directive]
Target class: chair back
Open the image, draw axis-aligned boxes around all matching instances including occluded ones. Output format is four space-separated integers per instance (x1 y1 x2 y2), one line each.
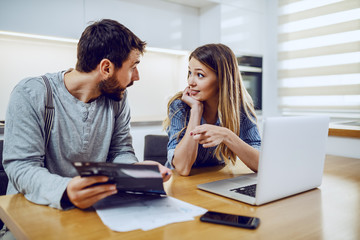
143 135 168 165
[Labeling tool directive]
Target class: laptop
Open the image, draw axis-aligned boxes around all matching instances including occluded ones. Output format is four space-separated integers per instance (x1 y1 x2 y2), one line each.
197 116 330 205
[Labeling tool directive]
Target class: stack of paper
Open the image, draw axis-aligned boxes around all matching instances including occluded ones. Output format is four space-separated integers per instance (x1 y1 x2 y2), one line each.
94 194 207 232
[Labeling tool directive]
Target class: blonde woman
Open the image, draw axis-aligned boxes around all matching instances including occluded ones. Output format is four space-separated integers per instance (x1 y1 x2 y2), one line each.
163 44 261 176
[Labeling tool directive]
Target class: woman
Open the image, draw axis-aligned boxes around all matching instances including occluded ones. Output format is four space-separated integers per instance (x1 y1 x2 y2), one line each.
163 43 261 176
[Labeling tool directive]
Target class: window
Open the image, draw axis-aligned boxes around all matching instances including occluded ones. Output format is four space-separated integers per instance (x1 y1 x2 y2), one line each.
277 0 360 119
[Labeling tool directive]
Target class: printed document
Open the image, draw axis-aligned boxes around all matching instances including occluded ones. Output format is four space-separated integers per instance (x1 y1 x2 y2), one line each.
94 194 207 232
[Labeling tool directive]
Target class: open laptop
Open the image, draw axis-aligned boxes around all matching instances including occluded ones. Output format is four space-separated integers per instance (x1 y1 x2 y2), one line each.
197 116 330 205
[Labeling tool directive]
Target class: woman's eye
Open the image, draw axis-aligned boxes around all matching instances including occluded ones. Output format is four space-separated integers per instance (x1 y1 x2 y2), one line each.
197 73 204 78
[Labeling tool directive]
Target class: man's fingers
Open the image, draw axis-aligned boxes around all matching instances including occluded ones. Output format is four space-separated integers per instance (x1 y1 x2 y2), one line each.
73 188 118 209
67 176 117 209
79 183 117 197
159 168 172 182
135 160 172 182
71 176 110 190
69 184 117 208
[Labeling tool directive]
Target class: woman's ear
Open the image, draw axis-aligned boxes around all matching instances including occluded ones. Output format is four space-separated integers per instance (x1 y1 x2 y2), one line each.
99 59 114 78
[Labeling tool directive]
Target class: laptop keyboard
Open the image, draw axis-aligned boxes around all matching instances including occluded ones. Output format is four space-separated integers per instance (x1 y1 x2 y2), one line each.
230 184 257 197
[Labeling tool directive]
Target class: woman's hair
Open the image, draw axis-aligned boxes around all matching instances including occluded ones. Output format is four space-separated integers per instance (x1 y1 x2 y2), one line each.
76 19 146 72
163 43 257 164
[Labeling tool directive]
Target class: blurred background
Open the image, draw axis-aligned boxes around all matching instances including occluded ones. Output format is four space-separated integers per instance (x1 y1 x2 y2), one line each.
0 0 359 160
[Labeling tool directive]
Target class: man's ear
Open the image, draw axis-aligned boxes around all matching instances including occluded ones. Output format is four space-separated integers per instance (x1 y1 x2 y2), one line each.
99 59 114 78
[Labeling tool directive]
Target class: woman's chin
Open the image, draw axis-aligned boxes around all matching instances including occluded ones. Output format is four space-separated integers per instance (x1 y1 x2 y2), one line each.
191 96 201 101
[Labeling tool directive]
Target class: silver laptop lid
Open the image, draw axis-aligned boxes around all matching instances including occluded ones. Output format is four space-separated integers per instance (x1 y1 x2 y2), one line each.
255 116 329 205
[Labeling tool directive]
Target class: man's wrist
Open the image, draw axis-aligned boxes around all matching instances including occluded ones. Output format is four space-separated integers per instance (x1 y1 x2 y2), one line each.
60 189 74 210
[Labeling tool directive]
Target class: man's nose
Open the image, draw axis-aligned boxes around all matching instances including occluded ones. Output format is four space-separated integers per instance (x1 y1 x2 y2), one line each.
132 67 140 81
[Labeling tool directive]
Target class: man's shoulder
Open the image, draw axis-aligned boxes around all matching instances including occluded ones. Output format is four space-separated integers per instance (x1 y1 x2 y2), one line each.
16 76 44 89
14 72 61 96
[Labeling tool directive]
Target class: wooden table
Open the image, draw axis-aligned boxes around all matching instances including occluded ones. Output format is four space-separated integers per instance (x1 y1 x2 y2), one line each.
329 121 360 138
0 155 359 240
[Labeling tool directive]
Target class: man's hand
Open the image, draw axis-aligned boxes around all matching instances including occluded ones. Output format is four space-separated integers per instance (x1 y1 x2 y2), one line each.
67 161 171 209
66 176 117 209
137 160 172 182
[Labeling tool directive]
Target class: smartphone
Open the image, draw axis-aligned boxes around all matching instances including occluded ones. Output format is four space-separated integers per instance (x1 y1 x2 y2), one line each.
200 211 260 229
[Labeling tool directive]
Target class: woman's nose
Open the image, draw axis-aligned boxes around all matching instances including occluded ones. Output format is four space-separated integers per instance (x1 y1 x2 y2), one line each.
188 76 196 86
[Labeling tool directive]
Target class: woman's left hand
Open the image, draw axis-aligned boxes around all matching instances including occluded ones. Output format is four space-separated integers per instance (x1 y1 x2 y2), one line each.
136 160 172 182
190 124 229 148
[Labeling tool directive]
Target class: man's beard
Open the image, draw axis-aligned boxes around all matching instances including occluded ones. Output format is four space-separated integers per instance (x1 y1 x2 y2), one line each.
98 76 133 101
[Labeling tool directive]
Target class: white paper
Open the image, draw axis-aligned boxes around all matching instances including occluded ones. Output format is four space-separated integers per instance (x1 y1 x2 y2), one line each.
94 194 207 232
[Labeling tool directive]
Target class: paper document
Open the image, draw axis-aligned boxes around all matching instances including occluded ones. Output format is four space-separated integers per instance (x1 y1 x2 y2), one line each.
94 194 207 232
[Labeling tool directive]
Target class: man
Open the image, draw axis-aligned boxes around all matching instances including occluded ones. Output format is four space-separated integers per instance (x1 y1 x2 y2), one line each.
2 19 172 215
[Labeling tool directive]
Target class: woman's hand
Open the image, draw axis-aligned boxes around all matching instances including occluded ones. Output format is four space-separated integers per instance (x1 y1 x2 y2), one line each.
181 86 202 111
191 124 260 172
190 124 229 148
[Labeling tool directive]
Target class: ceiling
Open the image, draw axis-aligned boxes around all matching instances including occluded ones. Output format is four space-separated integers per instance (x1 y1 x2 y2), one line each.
161 0 218 8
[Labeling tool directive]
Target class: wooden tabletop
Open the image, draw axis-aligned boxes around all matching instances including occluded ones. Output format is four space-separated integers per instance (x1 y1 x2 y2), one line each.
329 121 360 138
0 155 359 240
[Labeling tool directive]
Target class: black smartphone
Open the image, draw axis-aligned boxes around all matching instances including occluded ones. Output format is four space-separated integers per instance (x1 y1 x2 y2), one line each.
200 211 260 229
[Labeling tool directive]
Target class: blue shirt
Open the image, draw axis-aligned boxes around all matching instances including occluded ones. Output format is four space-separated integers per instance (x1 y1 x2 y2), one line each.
165 99 261 169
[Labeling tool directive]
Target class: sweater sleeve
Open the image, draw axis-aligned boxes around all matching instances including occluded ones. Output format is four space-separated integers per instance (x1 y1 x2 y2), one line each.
3 79 71 210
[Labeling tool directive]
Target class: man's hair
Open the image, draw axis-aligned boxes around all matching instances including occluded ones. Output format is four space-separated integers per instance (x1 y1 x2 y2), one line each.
76 19 146 72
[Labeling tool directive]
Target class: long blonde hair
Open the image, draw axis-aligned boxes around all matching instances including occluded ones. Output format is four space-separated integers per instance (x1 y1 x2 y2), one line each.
163 43 257 164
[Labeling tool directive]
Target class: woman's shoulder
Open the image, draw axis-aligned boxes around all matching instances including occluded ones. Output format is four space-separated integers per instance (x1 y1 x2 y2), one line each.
168 99 190 120
169 98 189 111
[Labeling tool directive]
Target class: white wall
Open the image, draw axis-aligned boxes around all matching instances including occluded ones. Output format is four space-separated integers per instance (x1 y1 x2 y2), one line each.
0 0 266 54
127 49 188 121
0 0 85 39
199 5 221 45
84 0 200 50
0 0 200 50
262 0 280 118
220 1 265 56
0 32 188 122
198 0 266 56
0 34 78 120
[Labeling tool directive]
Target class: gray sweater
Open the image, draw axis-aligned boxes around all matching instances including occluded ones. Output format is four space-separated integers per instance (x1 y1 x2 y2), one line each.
3 71 138 209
